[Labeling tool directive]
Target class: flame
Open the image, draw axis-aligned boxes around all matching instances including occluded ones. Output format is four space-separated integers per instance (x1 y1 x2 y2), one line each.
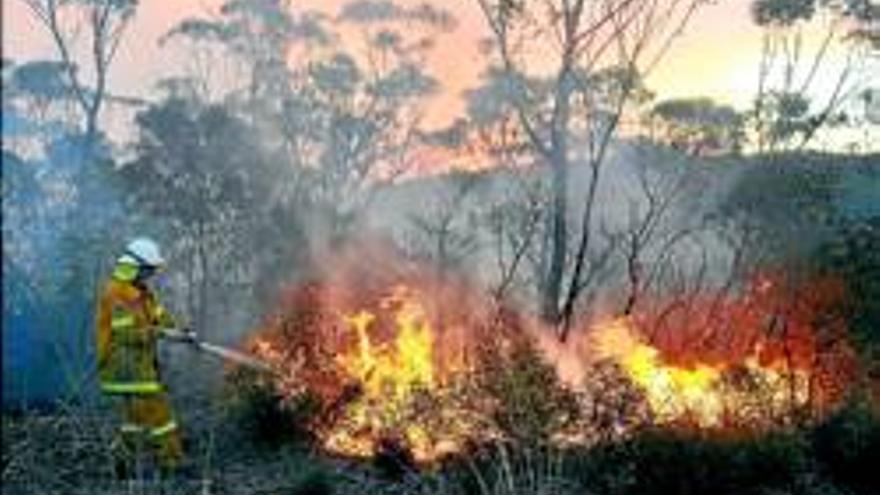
249 278 483 463
590 318 815 427
245 251 857 461
323 287 464 461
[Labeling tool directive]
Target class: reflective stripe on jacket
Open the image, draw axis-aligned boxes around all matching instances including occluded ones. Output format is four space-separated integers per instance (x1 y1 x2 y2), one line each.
96 263 176 395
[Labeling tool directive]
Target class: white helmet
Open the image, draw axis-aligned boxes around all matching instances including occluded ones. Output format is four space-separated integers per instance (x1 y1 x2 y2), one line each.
118 237 166 268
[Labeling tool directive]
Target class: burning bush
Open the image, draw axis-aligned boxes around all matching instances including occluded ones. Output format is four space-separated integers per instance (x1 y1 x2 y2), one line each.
234 243 860 463
238 243 600 461
474 309 581 445
590 271 859 429
579 359 652 441
242 245 495 462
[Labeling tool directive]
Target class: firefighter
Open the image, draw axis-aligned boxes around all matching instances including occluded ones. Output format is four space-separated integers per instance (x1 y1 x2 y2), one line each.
95 237 195 478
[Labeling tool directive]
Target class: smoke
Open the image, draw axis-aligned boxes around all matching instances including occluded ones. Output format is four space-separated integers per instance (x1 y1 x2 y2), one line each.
358 139 746 322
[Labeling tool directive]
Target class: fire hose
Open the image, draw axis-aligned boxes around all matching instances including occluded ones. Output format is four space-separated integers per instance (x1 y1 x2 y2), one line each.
163 329 367 415
162 328 275 374
162 329 366 417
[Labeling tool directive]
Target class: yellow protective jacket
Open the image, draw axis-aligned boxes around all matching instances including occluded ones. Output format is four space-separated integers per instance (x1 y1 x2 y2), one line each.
96 263 176 395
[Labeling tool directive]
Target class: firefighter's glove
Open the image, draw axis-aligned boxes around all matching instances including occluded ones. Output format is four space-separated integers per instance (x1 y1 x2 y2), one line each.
181 328 199 344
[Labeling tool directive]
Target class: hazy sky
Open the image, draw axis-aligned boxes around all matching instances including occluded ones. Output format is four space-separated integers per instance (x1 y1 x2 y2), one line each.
2 0 862 131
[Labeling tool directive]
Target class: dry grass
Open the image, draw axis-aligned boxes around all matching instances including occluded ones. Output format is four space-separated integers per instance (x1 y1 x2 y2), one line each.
1 402 581 495
1 390 445 495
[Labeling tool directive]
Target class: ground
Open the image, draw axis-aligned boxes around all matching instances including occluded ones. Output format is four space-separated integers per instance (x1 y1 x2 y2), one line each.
3 383 879 495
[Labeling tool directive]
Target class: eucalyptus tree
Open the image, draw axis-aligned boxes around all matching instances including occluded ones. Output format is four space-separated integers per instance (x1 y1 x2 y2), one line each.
21 0 139 147
2 60 75 159
162 0 455 242
471 0 708 339
750 0 880 152
120 97 282 333
2 132 126 404
2 45 129 404
650 97 745 156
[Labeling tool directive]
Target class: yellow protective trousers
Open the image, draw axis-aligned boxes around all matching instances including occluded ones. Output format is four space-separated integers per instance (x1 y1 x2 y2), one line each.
111 393 183 472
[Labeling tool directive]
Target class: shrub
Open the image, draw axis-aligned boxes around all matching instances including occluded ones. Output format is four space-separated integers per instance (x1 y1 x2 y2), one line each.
570 428 812 495
476 332 581 445
226 367 322 449
289 467 335 495
811 396 880 494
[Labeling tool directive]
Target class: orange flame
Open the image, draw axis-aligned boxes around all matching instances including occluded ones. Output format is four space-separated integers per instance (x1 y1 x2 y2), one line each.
246 253 857 460
322 286 470 461
248 275 484 462
589 318 814 427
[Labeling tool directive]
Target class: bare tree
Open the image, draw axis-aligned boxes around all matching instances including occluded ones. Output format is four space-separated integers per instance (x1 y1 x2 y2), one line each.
485 175 548 302
617 158 701 316
473 0 706 340
21 0 138 146
405 172 482 274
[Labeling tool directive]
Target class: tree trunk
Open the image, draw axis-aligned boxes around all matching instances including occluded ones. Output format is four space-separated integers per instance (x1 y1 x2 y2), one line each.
541 143 569 323
196 220 210 336
84 103 101 152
